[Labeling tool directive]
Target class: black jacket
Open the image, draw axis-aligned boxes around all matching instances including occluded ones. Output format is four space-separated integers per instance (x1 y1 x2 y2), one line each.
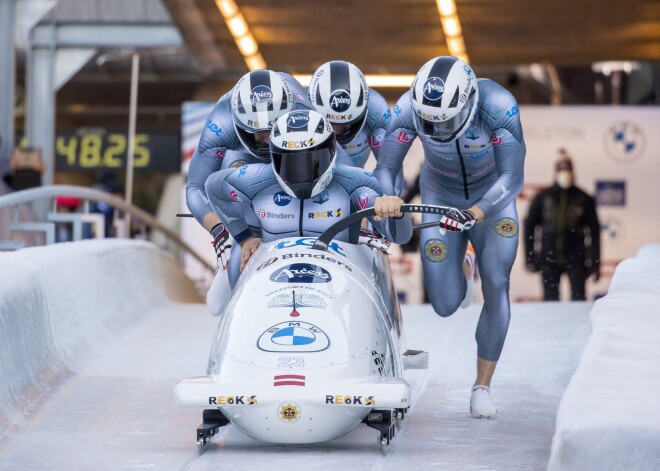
524 184 600 275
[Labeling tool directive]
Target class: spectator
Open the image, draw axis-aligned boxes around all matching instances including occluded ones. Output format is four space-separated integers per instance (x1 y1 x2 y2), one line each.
524 150 601 301
2 146 46 191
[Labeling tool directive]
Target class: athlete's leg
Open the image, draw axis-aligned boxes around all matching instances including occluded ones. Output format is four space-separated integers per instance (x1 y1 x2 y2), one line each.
466 204 518 418
468 202 519 364
419 213 469 317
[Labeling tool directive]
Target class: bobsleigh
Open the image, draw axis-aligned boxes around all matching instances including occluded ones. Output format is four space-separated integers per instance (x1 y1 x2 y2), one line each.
175 205 455 448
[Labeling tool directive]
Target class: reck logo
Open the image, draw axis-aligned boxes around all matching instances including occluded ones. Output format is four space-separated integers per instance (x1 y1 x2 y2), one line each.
282 139 315 149
325 395 375 406
209 395 257 405
308 209 343 219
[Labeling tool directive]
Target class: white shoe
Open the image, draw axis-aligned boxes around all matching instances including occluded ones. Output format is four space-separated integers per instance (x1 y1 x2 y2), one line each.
207 269 232 317
460 244 476 309
470 385 497 418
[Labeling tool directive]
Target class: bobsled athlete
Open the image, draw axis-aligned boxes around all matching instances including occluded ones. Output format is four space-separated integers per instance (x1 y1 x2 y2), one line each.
374 56 526 418
307 60 403 194
186 69 353 271
204 109 413 287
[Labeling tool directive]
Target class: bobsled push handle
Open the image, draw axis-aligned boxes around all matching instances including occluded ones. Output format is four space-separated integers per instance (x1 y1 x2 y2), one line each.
311 204 458 252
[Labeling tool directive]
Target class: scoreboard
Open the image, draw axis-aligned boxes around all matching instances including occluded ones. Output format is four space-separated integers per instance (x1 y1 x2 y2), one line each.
17 129 180 172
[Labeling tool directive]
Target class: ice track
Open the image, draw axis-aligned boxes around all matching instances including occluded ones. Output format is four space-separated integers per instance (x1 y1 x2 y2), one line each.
0 299 589 470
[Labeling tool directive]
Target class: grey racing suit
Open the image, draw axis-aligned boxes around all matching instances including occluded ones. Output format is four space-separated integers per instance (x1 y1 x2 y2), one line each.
374 78 526 361
205 164 413 287
186 73 352 226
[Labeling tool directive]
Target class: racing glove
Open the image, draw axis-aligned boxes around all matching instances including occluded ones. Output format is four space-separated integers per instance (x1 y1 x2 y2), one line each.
359 228 392 254
439 209 477 232
211 223 232 271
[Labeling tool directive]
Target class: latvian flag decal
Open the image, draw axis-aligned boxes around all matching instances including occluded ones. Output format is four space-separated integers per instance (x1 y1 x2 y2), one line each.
274 374 305 386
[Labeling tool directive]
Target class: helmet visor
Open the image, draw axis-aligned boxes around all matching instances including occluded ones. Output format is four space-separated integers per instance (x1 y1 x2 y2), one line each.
235 125 271 160
271 147 335 199
413 92 476 142
332 107 368 145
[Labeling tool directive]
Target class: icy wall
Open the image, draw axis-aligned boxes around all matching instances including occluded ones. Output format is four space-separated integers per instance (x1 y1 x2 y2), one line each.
548 244 660 470
0 240 201 438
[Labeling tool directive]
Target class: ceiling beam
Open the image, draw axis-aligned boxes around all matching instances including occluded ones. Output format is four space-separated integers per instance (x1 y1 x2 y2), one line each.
161 0 226 75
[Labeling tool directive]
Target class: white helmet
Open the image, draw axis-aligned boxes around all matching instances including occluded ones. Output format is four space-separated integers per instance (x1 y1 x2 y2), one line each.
231 70 294 159
308 61 369 145
269 110 337 199
411 56 479 142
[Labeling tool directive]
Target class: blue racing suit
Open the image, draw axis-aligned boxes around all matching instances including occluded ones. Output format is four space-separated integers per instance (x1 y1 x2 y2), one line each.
374 78 526 361
205 164 413 287
186 73 352 226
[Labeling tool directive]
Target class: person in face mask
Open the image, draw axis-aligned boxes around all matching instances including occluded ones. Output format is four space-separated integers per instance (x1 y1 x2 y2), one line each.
524 150 601 301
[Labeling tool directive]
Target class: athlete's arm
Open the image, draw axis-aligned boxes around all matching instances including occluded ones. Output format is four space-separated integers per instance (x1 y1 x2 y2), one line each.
343 168 412 245
366 89 391 160
472 83 526 219
374 92 417 196
186 95 240 229
204 163 272 245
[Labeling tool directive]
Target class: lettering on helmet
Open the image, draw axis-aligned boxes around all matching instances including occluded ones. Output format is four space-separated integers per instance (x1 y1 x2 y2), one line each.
326 113 353 121
282 139 316 149
287 112 310 128
329 90 351 112
415 109 443 121
422 77 445 101
250 85 273 106
247 120 270 129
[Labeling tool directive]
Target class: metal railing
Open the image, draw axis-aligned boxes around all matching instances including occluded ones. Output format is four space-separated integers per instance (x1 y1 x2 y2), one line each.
0 184 214 274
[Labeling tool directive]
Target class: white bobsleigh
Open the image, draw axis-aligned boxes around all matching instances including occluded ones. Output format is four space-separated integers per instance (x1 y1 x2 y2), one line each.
175 205 452 447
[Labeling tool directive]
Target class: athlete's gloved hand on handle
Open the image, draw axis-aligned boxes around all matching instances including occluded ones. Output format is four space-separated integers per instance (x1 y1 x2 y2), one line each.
211 223 232 270
439 208 477 232
359 228 392 254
